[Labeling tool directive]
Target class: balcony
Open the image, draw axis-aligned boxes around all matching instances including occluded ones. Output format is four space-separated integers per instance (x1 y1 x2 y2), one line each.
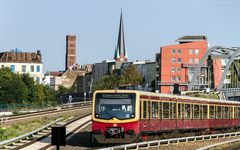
182 63 207 68
158 81 189 86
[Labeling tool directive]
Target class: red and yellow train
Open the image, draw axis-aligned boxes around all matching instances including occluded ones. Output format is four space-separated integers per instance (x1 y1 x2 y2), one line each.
92 90 240 144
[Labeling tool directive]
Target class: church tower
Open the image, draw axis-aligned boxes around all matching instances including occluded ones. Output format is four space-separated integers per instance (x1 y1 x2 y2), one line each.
114 11 128 62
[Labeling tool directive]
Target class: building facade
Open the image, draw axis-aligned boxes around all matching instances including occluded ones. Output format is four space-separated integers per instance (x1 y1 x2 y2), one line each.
0 50 44 83
66 34 76 71
159 36 221 93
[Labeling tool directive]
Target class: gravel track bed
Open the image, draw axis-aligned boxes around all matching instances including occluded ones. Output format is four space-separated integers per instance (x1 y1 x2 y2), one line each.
59 124 93 150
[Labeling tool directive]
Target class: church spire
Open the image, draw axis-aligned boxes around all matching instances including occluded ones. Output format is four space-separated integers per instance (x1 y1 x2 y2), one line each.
114 10 128 62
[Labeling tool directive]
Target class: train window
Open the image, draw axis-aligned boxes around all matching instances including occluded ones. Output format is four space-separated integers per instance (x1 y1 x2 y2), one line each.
159 102 162 119
209 105 215 119
140 101 142 119
238 107 240 118
163 102 170 119
224 107 229 119
172 102 176 119
184 104 191 119
169 103 172 119
229 107 233 119
216 106 222 119
202 105 208 119
193 104 200 119
234 107 237 119
178 103 182 119
143 101 148 119
152 102 158 119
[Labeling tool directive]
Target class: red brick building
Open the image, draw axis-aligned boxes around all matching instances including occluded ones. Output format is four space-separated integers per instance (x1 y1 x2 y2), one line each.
159 36 222 93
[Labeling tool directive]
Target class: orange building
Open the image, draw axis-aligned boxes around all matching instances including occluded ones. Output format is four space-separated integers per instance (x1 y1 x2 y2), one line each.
159 36 222 93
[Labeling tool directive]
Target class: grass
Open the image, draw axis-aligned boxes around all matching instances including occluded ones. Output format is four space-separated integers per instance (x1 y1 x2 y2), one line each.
0 114 71 142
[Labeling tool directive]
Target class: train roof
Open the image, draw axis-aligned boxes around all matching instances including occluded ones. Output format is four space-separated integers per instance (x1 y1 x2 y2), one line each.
94 90 240 105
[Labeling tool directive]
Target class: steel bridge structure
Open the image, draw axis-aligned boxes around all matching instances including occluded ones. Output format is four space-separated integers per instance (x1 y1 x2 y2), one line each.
188 46 240 100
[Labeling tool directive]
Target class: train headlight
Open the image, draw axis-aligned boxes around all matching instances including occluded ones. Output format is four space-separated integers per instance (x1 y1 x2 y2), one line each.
131 114 135 118
95 114 99 118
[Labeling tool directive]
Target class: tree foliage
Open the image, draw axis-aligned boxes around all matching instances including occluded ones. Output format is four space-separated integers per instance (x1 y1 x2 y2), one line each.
0 67 58 106
93 64 143 91
120 64 143 86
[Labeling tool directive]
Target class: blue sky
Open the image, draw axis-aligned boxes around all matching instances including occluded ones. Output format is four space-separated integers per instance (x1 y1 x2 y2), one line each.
0 0 239 72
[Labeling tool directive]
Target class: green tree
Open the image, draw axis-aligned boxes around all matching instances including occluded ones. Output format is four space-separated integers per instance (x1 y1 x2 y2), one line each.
92 64 143 91
0 68 28 103
120 64 143 86
21 73 35 102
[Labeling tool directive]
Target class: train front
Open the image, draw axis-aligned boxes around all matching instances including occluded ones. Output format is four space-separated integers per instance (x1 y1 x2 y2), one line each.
92 90 140 144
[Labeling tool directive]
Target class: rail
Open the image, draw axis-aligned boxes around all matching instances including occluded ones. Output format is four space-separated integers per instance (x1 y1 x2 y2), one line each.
196 137 240 150
99 131 240 150
0 118 63 148
0 101 92 124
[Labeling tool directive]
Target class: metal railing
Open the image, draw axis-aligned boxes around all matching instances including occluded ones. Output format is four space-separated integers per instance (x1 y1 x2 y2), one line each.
196 138 240 150
0 118 63 148
99 131 240 150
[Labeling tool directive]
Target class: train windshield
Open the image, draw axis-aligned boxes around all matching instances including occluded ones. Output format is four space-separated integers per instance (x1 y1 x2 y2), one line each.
95 93 136 120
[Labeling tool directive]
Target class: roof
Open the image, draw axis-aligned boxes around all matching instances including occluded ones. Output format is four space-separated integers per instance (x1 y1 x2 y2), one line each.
94 90 239 105
48 71 63 77
176 36 207 43
0 51 41 63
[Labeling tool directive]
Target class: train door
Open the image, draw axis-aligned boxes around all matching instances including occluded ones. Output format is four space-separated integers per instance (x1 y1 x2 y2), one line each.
140 98 150 132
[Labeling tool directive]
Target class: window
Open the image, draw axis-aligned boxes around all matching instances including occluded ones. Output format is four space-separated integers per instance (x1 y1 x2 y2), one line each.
184 104 191 119
189 58 194 63
171 76 176 81
163 102 170 119
36 77 40 83
151 102 158 118
171 58 176 63
238 107 240 118
195 58 199 64
10 65 15 72
143 101 148 119
171 67 176 72
189 49 193 54
178 49 181 54
195 49 199 55
224 107 229 119
171 102 176 119
171 49 176 54
178 58 181 63
159 102 162 119
216 106 222 119
229 107 233 119
177 76 181 82
177 68 181 72
178 103 182 119
202 105 208 119
31 65 34 72
22 65 26 72
36 65 40 72
193 105 200 119
209 106 215 119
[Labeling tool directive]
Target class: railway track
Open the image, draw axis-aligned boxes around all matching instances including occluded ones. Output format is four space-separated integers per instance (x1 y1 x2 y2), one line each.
0 101 92 124
0 113 92 150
